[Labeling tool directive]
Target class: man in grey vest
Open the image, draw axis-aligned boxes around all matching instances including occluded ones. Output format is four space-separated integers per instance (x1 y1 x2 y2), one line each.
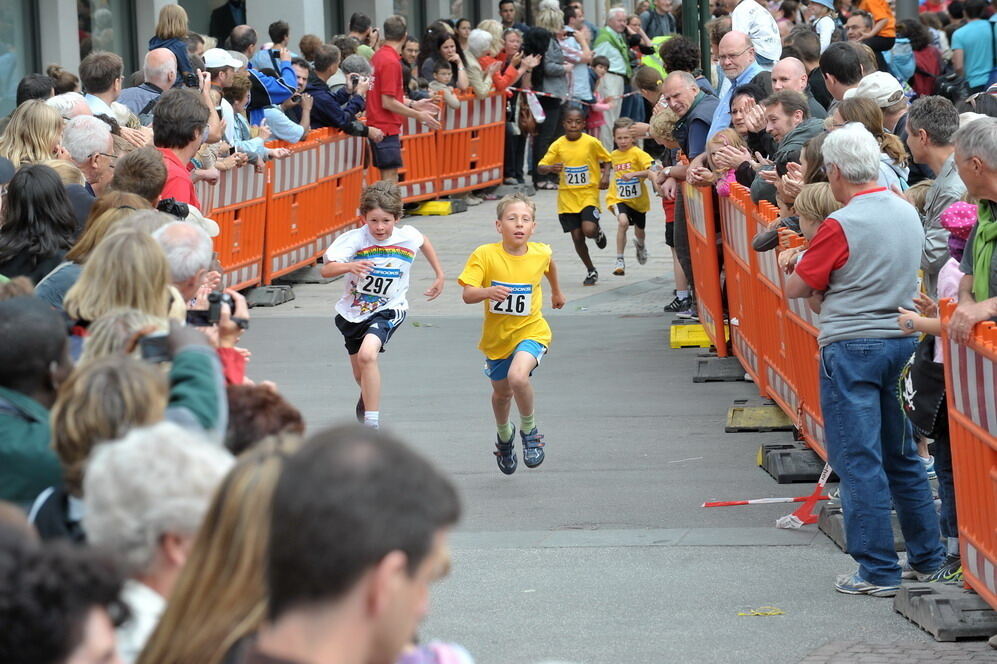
784 123 945 597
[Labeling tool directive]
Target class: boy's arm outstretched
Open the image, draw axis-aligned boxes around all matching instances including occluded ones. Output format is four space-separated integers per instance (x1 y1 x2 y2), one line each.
420 235 446 300
545 258 566 309
462 283 511 304
320 259 373 278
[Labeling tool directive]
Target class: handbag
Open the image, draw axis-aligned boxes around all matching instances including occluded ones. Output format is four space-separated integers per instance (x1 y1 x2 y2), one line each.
517 91 542 136
898 335 948 439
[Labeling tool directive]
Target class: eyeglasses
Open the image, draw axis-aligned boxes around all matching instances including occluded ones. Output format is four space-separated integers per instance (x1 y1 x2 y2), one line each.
90 151 117 168
717 46 751 62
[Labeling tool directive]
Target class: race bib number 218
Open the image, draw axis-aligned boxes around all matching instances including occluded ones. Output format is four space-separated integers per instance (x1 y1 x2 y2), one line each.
564 166 590 186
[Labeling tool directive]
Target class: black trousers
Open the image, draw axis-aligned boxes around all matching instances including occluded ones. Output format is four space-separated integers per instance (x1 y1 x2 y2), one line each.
531 96 563 185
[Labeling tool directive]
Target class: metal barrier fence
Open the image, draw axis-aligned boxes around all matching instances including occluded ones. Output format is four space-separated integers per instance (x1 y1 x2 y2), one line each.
688 182 997 612
200 91 506 287
682 183 728 357
940 301 997 611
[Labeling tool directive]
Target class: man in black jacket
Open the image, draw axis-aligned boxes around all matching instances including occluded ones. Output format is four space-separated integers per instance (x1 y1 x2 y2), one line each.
290 45 384 141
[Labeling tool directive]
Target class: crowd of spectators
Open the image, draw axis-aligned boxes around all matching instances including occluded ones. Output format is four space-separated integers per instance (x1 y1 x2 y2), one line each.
0 0 996 661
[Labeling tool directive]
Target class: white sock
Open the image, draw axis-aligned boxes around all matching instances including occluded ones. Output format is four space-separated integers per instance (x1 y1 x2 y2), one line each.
677 289 689 299
947 536 960 557
364 411 380 429
918 454 932 463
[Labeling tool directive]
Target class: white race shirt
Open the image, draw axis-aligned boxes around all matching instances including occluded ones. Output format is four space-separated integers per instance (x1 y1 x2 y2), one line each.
731 0 782 62
325 224 425 322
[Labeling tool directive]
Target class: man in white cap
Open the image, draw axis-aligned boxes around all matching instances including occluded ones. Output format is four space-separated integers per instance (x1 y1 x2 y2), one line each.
204 47 245 150
844 70 932 184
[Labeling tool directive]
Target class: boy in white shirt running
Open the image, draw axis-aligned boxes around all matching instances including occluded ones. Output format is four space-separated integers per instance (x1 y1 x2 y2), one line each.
321 181 445 428
459 193 566 474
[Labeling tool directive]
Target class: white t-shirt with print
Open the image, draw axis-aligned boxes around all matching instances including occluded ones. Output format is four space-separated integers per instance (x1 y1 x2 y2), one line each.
324 224 425 323
731 0 782 61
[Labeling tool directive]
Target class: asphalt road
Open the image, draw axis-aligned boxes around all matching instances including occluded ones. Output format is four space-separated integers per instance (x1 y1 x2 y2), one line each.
242 190 961 663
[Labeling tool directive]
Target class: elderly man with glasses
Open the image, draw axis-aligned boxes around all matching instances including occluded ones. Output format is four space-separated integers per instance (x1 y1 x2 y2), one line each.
707 31 765 140
61 115 115 197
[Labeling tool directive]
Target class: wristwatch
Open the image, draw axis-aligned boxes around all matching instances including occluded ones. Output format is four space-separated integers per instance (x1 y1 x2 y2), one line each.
664 166 673 179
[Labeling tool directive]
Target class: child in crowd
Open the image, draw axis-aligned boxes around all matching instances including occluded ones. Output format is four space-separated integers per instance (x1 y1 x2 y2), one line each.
895 200 976 585
606 118 653 276
320 181 446 429
537 106 612 285
778 182 842 273
702 129 748 197
428 61 462 109
458 194 566 474
587 55 611 136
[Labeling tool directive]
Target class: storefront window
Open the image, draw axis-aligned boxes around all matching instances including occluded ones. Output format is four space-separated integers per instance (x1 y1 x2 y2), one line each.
78 0 135 73
0 0 38 117
394 0 425 37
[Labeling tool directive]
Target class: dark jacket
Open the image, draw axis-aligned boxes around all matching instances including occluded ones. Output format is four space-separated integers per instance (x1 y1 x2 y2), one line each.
751 117 825 204
0 387 61 510
675 92 720 159
28 484 85 543
246 64 297 126
291 73 368 136
0 250 66 284
209 1 244 44
149 36 194 84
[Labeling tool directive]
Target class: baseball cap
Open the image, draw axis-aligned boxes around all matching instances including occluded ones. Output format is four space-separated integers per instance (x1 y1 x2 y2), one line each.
185 205 220 238
203 48 243 69
843 71 905 108
940 201 977 241
809 0 836 9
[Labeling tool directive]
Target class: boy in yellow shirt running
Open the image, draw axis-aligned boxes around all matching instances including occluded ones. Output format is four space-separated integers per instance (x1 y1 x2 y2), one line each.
537 106 612 286
458 193 566 475
606 118 653 276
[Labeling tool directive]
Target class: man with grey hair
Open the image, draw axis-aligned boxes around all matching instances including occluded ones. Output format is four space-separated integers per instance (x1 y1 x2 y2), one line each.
116 48 177 123
593 7 630 149
784 123 945 597
46 91 92 120
948 116 997 343
61 114 114 197
83 420 233 663
152 221 215 302
905 96 966 296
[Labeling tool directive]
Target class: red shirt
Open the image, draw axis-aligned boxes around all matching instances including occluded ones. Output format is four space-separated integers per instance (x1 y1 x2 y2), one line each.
158 147 201 209
368 45 404 135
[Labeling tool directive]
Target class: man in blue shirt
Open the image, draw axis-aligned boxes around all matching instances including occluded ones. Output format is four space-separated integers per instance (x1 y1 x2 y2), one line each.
951 0 996 93
289 46 384 141
708 31 766 140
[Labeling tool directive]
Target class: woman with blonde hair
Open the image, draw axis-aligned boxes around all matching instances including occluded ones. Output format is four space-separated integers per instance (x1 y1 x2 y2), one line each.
39 159 86 186
35 192 150 310
80 308 167 365
137 434 304 664
29 355 169 542
0 100 65 167
149 4 194 88
63 227 173 336
831 96 909 189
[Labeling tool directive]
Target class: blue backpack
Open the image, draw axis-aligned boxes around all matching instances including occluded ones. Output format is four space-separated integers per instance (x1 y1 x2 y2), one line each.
885 37 915 83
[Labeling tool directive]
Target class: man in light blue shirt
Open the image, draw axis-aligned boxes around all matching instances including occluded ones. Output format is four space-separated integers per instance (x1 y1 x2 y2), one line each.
79 51 123 118
951 0 995 92
708 31 765 140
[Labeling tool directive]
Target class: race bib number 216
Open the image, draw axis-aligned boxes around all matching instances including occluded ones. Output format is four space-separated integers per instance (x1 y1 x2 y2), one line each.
489 281 533 316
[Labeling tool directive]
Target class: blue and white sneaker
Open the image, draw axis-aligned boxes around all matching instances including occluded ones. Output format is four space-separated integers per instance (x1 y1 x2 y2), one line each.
901 560 937 582
494 426 518 475
834 570 899 597
521 427 546 468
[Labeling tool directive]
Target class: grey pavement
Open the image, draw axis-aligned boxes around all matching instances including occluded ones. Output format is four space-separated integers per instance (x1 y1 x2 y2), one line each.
243 189 991 663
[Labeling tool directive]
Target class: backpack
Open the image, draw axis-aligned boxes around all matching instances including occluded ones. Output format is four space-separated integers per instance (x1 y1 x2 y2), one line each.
915 58 967 102
886 38 915 83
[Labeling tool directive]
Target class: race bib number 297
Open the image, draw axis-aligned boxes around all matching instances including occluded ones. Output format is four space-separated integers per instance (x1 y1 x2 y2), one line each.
356 267 400 297
489 281 533 316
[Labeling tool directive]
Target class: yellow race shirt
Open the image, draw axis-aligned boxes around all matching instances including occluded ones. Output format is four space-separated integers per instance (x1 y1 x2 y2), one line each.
458 242 553 360
538 134 611 214
606 146 653 212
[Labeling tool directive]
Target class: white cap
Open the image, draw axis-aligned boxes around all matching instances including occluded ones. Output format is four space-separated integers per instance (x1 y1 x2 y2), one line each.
203 48 243 69
843 71 905 108
185 205 220 238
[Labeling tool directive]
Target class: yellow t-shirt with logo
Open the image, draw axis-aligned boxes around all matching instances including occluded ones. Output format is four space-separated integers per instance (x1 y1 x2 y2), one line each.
606 146 653 213
538 134 611 214
458 242 553 360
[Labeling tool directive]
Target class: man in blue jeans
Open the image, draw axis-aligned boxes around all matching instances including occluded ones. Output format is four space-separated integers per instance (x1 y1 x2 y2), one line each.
784 123 945 596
